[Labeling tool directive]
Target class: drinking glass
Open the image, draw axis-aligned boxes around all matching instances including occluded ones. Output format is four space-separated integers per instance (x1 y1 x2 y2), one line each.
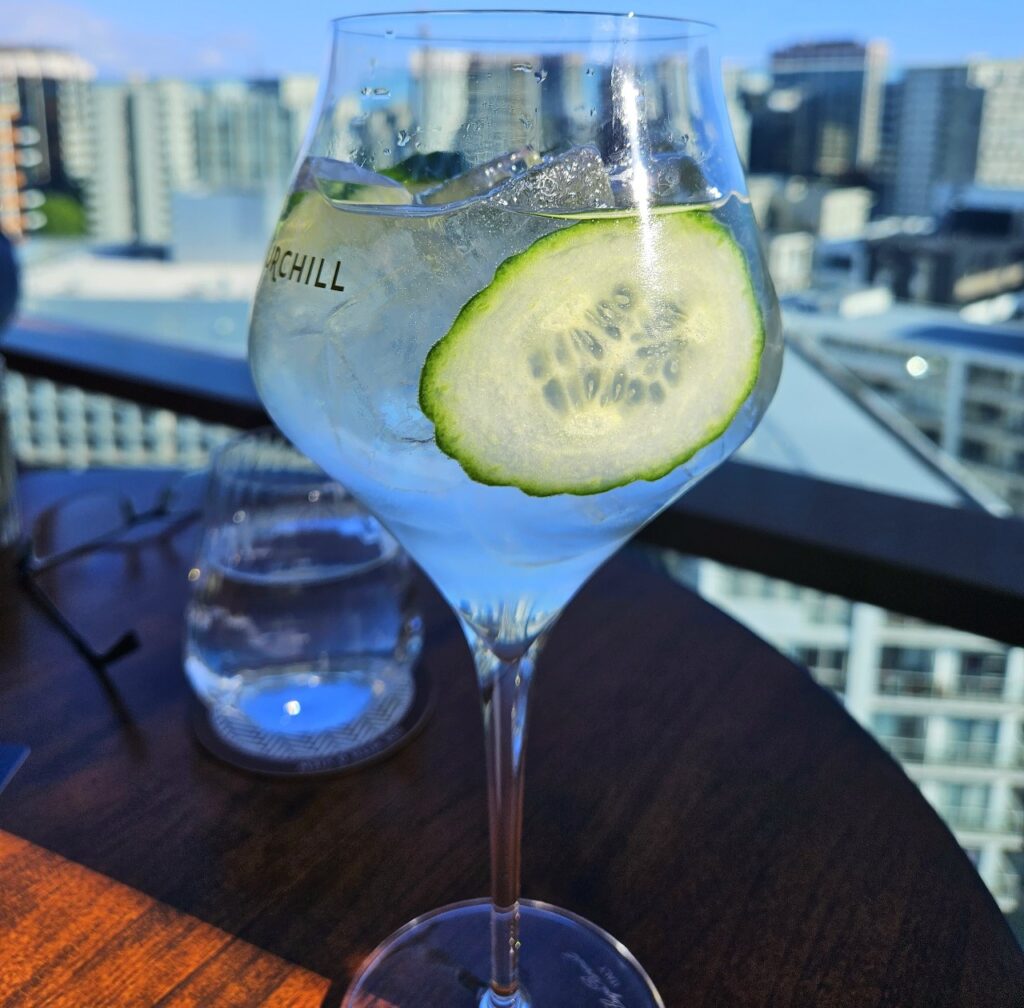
249 10 783 1005
184 429 423 774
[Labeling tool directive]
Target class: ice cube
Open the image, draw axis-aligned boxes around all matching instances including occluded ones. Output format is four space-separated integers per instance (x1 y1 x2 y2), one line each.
294 155 412 207
495 145 614 213
382 150 468 193
416 147 542 206
609 152 718 208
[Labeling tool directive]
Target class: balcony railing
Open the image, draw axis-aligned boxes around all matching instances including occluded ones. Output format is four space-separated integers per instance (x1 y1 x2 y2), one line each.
937 740 1000 767
6 315 1024 653
956 673 1007 700
938 806 1024 834
878 669 936 697
875 670 1010 703
810 666 847 692
878 735 927 763
875 735 1024 772
942 805 990 831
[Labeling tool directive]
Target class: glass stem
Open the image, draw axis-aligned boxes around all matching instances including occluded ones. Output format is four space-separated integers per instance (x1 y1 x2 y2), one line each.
471 634 542 1007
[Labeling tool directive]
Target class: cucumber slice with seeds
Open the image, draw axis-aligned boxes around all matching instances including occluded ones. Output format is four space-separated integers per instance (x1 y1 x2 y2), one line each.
419 211 764 497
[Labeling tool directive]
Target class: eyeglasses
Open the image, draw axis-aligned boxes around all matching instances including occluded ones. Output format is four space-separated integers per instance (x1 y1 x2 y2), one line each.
17 476 203 691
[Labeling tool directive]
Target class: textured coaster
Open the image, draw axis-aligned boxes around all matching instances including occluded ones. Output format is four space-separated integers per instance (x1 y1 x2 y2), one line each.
190 660 431 777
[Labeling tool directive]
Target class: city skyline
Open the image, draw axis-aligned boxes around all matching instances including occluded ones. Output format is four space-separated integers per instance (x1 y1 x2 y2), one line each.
4 0 1023 79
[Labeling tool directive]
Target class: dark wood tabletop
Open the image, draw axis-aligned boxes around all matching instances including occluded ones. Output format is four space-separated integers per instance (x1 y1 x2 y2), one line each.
1 468 1021 1007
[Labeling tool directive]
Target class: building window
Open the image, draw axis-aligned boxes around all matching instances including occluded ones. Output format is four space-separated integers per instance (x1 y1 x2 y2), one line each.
963 401 1005 425
793 646 848 691
878 646 935 696
807 593 853 626
946 718 999 765
936 782 991 830
873 713 926 761
959 437 990 463
880 647 933 673
967 365 1011 390
959 650 1008 699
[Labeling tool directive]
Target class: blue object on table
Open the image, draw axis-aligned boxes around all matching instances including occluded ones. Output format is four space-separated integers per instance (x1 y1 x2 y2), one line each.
0 231 19 336
0 744 29 795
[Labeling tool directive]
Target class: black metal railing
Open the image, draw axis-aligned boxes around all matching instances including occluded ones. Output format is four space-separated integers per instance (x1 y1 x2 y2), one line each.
5 315 1024 648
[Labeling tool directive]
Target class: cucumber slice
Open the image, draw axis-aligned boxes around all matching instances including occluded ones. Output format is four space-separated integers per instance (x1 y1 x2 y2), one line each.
420 211 764 497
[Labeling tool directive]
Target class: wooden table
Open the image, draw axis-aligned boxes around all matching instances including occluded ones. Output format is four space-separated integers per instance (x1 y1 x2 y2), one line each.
1 468 1021 1007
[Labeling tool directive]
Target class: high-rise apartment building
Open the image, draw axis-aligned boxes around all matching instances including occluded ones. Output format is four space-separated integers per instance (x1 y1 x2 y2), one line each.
84 80 198 245
687 559 1024 913
0 47 94 240
878 58 1024 216
971 60 1024 190
760 40 887 177
879 66 982 216
83 76 317 246
193 76 316 191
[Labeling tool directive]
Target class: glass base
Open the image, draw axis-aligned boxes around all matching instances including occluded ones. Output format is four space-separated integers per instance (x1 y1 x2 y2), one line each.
343 898 664 1007
188 658 431 777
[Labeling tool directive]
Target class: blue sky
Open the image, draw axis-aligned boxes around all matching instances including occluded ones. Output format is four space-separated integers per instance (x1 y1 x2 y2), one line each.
5 1 1022 78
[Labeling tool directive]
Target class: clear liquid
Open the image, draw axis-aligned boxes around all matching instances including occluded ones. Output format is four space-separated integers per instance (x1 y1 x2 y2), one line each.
185 512 422 735
249 178 780 644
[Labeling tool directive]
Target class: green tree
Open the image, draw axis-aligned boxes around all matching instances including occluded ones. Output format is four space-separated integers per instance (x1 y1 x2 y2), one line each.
38 193 88 236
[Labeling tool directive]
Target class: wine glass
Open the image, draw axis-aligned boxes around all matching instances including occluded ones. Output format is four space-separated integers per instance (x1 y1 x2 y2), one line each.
249 9 782 1006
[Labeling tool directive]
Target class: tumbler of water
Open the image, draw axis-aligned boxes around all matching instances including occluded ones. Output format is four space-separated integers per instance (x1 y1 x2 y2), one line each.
184 429 424 773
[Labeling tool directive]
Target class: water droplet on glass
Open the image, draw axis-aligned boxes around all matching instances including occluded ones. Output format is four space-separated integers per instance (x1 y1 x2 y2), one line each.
534 69 548 83
519 114 533 129
383 146 391 155
589 107 596 117
360 87 371 96
585 66 595 77
397 129 411 147
512 62 532 73
373 87 390 98
384 28 395 37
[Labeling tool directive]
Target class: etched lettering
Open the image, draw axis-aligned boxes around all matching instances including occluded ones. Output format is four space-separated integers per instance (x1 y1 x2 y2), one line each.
562 954 626 1008
266 247 345 294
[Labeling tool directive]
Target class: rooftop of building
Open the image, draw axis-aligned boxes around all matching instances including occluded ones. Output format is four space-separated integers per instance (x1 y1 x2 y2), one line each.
0 47 95 81
783 289 1024 366
739 344 971 509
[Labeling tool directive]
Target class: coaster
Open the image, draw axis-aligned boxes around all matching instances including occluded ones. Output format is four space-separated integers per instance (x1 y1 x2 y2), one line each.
190 659 431 777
